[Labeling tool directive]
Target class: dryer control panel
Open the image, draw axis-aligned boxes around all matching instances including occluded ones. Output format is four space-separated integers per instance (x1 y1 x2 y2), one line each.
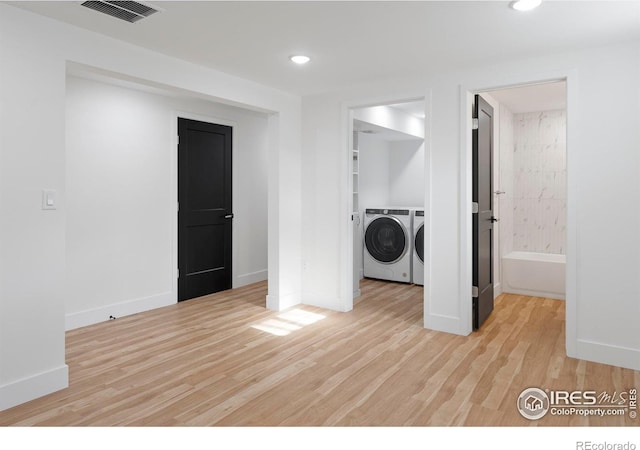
365 208 410 215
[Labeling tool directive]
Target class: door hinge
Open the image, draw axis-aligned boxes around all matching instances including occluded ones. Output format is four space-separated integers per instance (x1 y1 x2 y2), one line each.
177 202 179 212
472 286 478 298
177 268 179 278
177 135 180 146
472 118 479 130
472 202 479 214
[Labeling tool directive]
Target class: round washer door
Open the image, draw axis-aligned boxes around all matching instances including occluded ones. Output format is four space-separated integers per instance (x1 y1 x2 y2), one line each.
415 224 424 263
365 216 408 264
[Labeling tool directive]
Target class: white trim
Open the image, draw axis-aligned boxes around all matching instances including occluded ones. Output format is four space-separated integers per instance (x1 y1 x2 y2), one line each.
424 313 462 335
65 291 174 330
303 294 347 312
576 340 640 371
458 88 474 336
422 89 435 332
494 282 503 298
236 269 268 287
0 365 69 412
502 287 565 301
564 71 579 359
342 107 355 312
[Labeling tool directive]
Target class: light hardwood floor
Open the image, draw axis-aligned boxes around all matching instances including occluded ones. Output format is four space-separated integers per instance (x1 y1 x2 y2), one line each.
1 279 638 426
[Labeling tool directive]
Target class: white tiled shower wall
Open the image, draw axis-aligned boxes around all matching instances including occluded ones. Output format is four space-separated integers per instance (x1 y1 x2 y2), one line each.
501 109 567 254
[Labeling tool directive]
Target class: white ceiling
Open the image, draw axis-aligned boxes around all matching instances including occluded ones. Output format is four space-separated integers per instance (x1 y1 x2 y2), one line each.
7 1 640 96
389 101 426 119
488 81 566 113
354 118 424 142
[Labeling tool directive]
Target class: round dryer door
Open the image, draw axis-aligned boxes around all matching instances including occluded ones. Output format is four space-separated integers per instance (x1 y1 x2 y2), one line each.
415 224 425 263
365 217 408 264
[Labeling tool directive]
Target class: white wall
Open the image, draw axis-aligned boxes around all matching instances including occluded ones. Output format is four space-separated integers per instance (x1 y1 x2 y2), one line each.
356 103 425 210
65 76 269 329
358 133 391 209
299 95 344 310
0 5 68 411
388 140 425 207
301 40 640 371
0 4 301 411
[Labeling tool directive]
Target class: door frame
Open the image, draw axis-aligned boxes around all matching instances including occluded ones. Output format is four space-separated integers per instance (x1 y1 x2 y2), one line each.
341 92 431 314
458 70 578 357
171 111 238 302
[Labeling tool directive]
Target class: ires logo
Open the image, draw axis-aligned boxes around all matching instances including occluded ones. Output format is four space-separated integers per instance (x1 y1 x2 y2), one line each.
517 388 550 420
549 390 629 406
517 388 636 421
549 390 598 405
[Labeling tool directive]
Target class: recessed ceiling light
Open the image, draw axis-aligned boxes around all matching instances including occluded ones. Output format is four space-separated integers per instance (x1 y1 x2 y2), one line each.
510 0 542 11
290 55 311 65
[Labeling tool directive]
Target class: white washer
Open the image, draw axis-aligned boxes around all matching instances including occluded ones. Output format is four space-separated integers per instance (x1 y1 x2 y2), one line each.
413 209 425 286
363 208 412 283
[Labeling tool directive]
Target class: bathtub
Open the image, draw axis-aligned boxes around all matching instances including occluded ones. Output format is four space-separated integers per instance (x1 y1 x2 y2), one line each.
502 251 566 300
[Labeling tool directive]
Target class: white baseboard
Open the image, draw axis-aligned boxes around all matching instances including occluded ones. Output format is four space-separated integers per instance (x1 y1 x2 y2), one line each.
65 291 175 330
424 312 468 336
494 282 502 298
353 289 362 299
234 269 267 288
502 286 565 300
0 364 68 411
303 294 349 312
574 339 640 371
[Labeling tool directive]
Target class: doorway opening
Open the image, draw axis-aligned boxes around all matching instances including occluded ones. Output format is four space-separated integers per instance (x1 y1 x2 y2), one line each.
65 66 270 329
348 99 426 308
474 80 568 328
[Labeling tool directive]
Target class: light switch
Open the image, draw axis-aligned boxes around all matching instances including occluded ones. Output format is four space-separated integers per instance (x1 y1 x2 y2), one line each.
42 189 56 210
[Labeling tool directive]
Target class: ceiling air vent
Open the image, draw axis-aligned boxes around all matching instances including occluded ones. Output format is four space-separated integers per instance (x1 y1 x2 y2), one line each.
81 1 160 23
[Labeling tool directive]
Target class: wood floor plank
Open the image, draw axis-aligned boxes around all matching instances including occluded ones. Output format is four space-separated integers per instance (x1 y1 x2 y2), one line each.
0 279 638 426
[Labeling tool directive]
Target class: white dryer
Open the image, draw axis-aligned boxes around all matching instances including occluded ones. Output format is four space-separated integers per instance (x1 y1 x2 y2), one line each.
363 208 412 283
413 209 425 286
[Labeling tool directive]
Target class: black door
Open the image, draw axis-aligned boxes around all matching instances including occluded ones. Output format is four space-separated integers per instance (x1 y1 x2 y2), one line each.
178 118 232 301
472 95 495 330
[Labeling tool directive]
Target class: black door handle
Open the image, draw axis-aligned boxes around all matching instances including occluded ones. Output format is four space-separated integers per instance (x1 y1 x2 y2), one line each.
490 216 499 223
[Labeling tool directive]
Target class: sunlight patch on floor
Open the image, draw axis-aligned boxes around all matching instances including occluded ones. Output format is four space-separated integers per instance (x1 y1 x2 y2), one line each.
277 309 326 326
251 308 326 336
